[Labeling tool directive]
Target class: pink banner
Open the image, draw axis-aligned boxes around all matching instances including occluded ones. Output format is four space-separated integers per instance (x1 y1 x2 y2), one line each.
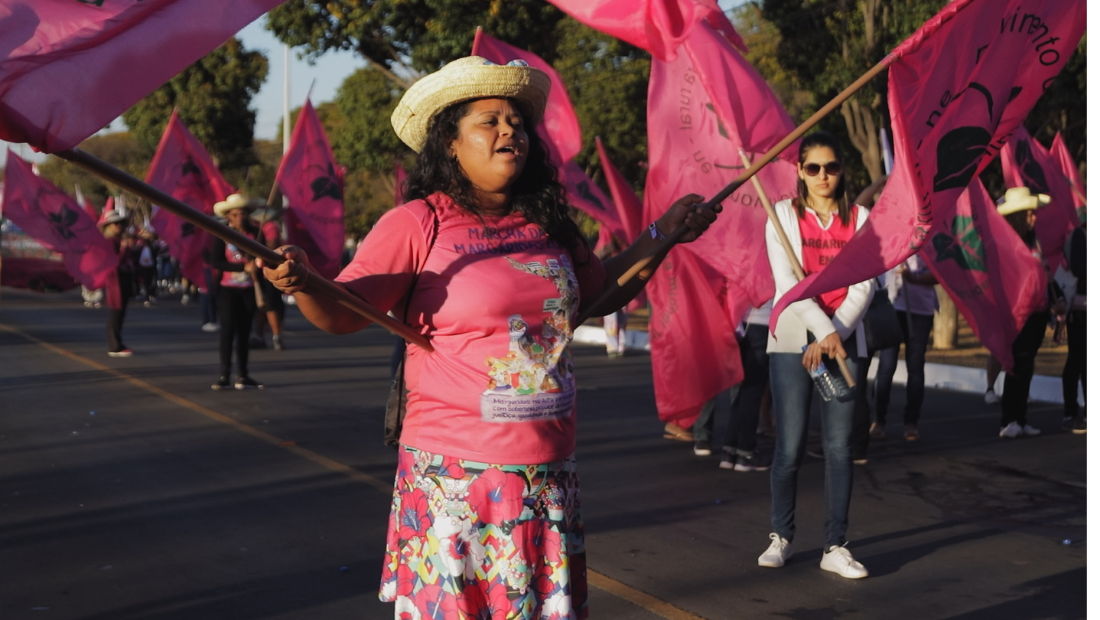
595 137 646 312
277 99 346 280
1049 132 1086 219
773 0 1086 333
145 110 235 286
546 0 744 61
647 21 798 307
1 152 118 289
919 178 1047 371
1000 125 1078 267
0 0 284 153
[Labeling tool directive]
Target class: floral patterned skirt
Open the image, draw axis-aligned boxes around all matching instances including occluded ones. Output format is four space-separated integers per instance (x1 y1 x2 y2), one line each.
380 445 588 620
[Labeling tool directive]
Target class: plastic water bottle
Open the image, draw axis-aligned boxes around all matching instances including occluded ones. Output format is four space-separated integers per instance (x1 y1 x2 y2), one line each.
803 346 854 403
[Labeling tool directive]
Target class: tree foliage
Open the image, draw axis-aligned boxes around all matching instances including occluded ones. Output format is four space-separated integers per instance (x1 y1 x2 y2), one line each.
122 38 268 171
37 133 148 209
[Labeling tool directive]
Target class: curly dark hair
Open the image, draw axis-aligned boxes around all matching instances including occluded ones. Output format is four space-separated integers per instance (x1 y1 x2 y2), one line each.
403 97 583 251
795 131 851 226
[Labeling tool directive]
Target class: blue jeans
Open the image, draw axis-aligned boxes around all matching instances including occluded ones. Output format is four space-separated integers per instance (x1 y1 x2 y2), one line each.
769 351 857 549
874 311 934 425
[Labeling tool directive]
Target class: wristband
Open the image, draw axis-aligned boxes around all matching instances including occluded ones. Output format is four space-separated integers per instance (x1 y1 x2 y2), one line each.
648 221 666 241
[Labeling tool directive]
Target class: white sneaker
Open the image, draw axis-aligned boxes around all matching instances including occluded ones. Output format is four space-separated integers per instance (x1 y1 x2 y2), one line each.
758 533 792 568
999 421 1022 438
1021 424 1041 437
984 389 1000 404
201 323 219 333
820 545 868 579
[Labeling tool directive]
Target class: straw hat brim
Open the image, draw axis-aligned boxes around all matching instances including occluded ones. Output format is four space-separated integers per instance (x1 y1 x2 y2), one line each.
250 207 279 223
391 56 551 153
213 194 266 217
997 188 1051 216
97 213 126 228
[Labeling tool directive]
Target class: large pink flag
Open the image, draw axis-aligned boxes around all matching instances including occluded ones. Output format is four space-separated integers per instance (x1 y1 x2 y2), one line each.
919 179 1046 371
276 99 345 280
1000 125 1078 266
595 137 647 312
146 110 235 286
546 0 744 61
1 152 118 289
774 0 1086 333
646 19 798 307
1049 132 1086 219
0 0 284 153
471 30 626 242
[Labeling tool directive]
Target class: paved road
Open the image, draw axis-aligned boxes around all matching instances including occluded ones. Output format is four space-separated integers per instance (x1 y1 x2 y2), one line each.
0 287 1086 620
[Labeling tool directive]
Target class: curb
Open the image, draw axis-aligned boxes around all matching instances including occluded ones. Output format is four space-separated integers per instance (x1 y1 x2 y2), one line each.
573 326 1082 406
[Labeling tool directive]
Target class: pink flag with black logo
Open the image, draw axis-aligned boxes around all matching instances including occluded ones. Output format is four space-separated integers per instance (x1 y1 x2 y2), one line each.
773 0 1086 333
0 0 284 153
1049 132 1086 219
1000 125 1078 267
1 152 118 289
919 178 1046 371
646 18 798 307
277 98 345 280
146 110 235 286
546 0 744 61
596 137 646 311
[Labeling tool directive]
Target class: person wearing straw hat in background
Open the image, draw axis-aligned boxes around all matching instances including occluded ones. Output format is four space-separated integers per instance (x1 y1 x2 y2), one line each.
249 206 287 351
98 207 136 357
209 193 267 390
261 56 716 619
995 187 1067 438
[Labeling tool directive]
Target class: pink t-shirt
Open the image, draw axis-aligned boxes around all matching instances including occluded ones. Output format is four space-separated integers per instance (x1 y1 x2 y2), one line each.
337 192 607 464
798 206 860 316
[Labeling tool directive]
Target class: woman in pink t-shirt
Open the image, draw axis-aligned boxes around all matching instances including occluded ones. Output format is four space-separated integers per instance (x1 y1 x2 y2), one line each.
261 57 715 620
758 131 873 580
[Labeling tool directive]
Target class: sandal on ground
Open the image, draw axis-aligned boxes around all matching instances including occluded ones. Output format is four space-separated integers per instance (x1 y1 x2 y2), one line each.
663 422 694 442
904 425 920 441
869 422 886 440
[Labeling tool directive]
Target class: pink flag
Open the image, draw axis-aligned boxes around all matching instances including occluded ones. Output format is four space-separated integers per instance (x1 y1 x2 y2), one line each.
546 0 745 61
1 151 118 289
276 99 346 280
146 110 235 286
1049 132 1086 219
0 0 284 153
646 19 798 307
1000 125 1078 266
773 0 1086 333
919 178 1046 371
558 161 627 243
595 137 646 311
472 29 582 164
394 161 408 207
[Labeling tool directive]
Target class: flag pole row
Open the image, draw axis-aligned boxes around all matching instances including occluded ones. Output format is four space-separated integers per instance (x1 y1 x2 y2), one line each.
55 147 435 353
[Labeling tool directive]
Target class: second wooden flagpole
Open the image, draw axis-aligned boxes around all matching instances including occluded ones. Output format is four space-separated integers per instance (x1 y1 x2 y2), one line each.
56 147 434 353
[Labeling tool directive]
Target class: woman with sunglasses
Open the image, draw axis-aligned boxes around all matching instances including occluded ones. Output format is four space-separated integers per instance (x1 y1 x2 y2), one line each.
757 131 874 579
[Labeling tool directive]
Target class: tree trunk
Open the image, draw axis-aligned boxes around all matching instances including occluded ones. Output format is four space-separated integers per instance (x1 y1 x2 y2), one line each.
932 285 958 349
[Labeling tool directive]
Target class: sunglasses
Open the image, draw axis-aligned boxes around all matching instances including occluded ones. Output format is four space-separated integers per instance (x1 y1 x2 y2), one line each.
802 161 842 177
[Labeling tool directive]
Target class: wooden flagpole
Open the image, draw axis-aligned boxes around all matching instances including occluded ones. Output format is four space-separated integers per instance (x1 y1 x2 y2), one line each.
56 147 434 353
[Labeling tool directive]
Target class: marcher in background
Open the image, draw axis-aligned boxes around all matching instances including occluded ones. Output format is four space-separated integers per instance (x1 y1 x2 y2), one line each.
250 207 287 350
996 187 1066 438
759 131 873 579
1060 222 1086 434
595 232 628 360
134 227 159 306
984 356 1002 404
872 254 938 441
717 301 773 471
261 56 716 619
210 194 266 390
99 208 136 357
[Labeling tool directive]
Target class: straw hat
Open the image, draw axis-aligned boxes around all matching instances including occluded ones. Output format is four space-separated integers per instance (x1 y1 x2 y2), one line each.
250 207 279 224
997 187 1050 216
97 209 126 229
390 56 551 153
213 193 265 217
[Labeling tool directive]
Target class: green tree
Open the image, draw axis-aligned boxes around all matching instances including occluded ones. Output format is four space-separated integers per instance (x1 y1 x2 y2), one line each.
37 132 147 209
122 38 268 171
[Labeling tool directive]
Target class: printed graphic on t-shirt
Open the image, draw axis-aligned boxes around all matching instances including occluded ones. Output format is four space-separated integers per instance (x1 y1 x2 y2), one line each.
222 243 252 288
480 255 578 422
